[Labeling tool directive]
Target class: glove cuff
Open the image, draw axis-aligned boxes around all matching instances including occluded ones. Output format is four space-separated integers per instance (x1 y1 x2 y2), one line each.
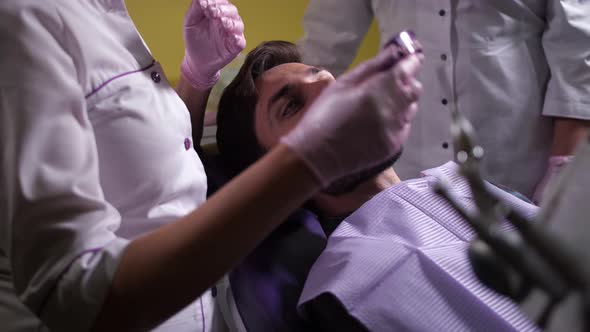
548 155 574 167
180 54 221 89
280 134 332 188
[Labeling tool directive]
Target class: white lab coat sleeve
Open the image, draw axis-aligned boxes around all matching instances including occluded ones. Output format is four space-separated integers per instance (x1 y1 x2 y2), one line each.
298 0 374 76
541 0 590 119
0 3 129 331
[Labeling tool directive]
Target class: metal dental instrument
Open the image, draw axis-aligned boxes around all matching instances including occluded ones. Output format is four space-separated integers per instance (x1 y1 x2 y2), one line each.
382 30 423 68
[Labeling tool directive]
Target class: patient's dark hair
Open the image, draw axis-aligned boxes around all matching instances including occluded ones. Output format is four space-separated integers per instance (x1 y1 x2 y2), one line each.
216 41 302 177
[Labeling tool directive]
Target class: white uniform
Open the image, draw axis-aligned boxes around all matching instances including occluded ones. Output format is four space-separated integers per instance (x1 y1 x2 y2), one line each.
299 0 590 197
0 0 221 331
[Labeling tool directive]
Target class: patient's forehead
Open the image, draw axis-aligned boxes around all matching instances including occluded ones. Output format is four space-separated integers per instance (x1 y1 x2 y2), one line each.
255 62 330 105
257 63 311 87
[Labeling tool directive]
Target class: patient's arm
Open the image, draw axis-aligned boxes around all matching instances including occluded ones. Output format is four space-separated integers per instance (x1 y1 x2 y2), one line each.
306 293 368 332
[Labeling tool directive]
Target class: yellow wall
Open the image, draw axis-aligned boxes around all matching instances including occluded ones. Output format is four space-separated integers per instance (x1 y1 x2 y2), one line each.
125 0 379 85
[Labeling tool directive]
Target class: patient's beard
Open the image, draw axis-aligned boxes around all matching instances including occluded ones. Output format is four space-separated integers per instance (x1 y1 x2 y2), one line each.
322 150 402 196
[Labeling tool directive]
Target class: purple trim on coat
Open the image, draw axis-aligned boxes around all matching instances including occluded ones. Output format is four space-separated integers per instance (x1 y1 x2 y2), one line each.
200 297 206 332
85 61 156 98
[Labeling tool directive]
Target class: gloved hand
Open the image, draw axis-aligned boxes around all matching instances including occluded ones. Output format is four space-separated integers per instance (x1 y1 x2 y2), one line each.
532 155 574 205
181 0 246 89
281 46 423 187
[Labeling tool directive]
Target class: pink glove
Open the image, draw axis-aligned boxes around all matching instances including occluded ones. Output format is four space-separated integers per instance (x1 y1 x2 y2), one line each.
532 155 574 205
181 0 246 89
281 46 423 188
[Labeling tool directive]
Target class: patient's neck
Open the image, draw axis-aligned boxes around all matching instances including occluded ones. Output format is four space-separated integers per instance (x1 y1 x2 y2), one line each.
312 168 401 221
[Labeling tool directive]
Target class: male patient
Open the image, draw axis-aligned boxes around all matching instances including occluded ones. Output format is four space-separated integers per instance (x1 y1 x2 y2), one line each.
215 41 539 331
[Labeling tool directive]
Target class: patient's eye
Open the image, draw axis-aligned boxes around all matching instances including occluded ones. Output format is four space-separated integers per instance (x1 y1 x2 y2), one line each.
310 66 325 75
281 98 303 118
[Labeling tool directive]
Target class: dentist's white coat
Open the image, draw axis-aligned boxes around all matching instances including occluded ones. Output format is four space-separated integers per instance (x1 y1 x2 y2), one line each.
0 1 223 331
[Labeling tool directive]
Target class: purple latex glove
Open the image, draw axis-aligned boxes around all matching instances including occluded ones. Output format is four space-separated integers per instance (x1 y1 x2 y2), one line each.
181 0 246 89
532 155 574 205
281 46 423 188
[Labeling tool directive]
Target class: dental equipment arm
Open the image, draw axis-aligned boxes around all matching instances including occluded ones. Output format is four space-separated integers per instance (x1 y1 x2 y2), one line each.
434 110 590 331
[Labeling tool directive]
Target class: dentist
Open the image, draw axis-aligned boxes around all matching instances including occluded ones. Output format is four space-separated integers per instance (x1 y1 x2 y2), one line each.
0 0 423 331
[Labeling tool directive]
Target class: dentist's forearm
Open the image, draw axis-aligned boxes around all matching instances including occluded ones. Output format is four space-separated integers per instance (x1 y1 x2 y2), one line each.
91 144 320 331
550 117 590 155
176 75 212 144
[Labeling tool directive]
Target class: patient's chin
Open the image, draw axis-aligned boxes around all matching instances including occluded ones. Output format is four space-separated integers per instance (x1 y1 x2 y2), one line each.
321 151 402 196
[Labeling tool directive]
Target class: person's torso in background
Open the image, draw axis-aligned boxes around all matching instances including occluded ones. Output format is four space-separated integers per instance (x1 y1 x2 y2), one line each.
364 0 551 197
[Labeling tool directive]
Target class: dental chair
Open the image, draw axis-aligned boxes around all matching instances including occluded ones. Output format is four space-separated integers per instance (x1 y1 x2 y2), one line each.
199 143 328 332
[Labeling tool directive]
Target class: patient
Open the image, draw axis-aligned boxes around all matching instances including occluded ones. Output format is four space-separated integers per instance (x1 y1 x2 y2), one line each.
216 41 539 331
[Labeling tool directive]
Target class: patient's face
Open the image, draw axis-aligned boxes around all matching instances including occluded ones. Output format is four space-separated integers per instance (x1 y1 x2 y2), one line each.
254 63 398 195
254 63 334 149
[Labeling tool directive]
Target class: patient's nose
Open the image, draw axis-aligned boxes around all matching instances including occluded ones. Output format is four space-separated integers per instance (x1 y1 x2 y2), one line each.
302 77 332 99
